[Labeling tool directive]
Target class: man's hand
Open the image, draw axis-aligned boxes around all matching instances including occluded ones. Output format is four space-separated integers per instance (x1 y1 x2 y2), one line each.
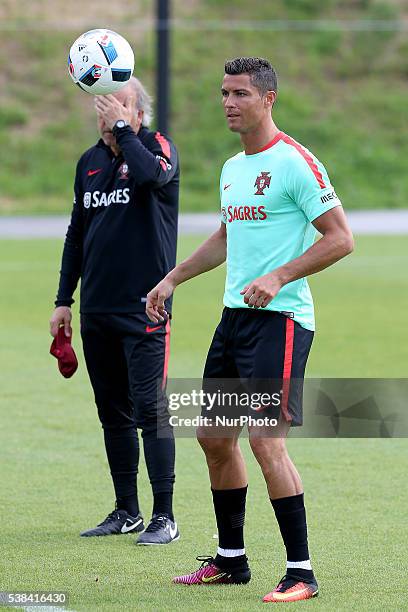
146 278 176 323
50 306 72 337
240 272 283 309
94 94 139 132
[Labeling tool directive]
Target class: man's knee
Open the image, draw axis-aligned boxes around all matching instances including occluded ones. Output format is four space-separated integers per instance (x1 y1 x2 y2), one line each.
96 401 135 430
249 435 287 472
133 388 169 422
134 393 172 434
197 426 237 465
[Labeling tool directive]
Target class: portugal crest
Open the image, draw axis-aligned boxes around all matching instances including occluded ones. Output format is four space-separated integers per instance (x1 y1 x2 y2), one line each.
254 171 271 196
119 163 129 180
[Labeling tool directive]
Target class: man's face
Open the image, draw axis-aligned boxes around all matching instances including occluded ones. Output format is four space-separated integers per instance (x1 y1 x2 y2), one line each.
221 73 273 134
97 86 139 147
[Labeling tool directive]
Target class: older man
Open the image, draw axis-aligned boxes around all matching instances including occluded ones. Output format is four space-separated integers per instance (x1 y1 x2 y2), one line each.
50 77 180 545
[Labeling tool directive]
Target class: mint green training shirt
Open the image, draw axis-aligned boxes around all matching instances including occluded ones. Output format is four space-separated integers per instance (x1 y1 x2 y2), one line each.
220 131 342 331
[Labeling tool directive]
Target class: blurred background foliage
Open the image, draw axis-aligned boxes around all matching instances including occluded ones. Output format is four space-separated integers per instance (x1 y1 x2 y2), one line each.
0 0 407 213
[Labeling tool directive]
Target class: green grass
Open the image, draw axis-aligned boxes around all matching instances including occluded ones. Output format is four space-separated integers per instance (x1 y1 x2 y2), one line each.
1 0 408 213
0 235 407 611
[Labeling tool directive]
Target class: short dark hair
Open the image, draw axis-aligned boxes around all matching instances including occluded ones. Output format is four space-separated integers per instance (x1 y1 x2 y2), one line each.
224 57 278 95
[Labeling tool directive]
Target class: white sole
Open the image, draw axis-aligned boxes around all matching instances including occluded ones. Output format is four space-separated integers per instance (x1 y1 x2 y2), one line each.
136 535 180 546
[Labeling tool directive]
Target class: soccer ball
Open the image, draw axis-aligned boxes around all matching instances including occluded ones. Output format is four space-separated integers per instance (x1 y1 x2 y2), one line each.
68 29 134 94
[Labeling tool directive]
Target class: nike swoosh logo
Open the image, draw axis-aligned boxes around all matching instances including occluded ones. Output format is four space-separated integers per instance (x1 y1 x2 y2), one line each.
88 168 102 176
223 183 232 190
201 572 227 583
272 587 310 600
169 522 178 539
120 517 143 533
146 325 162 333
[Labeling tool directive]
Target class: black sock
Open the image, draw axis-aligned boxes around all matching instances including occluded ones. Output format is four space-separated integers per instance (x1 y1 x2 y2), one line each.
116 494 140 517
104 428 140 516
271 493 314 581
152 491 174 521
212 486 248 569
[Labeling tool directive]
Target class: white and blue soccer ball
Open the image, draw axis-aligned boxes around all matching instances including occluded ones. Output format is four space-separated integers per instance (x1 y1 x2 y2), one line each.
68 29 134 94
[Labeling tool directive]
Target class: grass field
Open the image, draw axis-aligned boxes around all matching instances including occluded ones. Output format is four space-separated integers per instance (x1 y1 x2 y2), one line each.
0 235 407 611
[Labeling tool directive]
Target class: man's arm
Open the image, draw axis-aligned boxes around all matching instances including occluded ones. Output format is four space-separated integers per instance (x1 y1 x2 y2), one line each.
95 94 178 188
241 206 354 308
115 127 178 188
146 223 227 322
49 171 84 337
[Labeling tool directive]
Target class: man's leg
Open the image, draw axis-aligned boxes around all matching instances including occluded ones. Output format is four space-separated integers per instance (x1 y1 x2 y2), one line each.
238 311 317 601
174 309 251 584
249 427 311 566
197 428 248 567
249 428 317 601
80 314 143 535
201 311 249 570
173 426 251 584
121 315 177 543
249 423 302 497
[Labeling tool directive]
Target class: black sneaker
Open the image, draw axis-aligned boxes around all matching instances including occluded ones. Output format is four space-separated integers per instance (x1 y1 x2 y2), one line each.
80 509 144 537
135 514 179 545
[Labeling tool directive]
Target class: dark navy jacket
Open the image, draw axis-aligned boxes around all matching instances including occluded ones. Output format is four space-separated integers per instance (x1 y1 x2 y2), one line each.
56 126 179 313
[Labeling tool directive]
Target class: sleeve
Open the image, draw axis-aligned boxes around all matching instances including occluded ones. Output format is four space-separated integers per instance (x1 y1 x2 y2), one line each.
55 162 84 307
285 151 342 222
114 126 178 188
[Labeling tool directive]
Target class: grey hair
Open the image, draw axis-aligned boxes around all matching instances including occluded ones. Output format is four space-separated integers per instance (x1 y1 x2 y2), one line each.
128 76 154 127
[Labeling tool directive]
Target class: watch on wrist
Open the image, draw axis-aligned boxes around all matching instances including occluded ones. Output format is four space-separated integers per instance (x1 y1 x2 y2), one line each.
112 119 128 135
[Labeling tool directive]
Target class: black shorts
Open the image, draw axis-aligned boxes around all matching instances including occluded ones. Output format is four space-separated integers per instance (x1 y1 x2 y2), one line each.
202 308 314 426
